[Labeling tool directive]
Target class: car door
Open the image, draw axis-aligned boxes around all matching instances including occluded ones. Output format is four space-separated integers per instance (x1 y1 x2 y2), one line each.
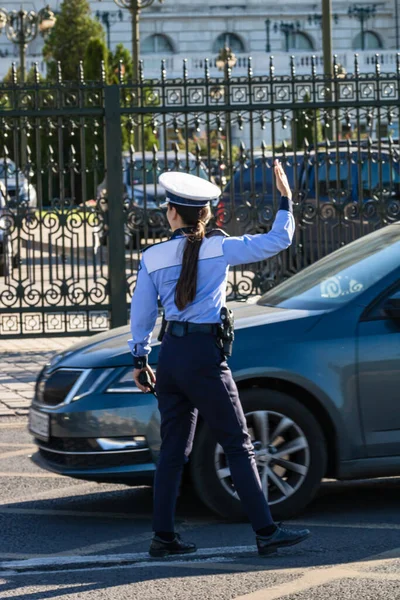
357 281 400 457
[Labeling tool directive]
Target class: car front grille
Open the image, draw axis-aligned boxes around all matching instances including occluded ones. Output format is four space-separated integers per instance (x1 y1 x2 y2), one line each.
36 437 101 453
38 448 152 469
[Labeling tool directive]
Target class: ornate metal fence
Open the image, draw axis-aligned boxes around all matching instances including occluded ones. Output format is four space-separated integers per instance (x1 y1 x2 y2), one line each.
0 55 399 337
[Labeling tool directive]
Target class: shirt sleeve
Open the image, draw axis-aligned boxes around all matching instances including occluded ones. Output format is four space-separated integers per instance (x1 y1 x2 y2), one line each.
127 259 159 357
222 197 295 267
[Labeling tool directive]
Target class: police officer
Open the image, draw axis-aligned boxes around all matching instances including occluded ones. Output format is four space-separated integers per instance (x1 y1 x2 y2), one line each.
128 160 310 558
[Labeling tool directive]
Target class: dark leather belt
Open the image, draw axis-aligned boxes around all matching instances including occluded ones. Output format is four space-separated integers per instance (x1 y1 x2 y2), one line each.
166 321 219 337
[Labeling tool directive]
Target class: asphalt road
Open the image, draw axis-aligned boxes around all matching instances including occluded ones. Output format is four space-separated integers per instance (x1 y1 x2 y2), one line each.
1 422 400 600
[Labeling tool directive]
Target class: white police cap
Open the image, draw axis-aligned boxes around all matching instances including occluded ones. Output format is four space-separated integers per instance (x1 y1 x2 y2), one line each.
159 171 221 208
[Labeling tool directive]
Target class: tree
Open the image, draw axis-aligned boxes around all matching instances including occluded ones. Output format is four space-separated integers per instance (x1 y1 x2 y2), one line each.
108 43 133 84
84 37 108 81
43 0 105 82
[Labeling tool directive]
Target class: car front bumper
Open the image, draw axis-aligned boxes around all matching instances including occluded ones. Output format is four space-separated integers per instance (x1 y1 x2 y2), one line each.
29 390 160 484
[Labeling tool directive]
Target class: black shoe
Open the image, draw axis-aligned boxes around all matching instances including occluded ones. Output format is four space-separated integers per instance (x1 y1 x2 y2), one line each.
256 523 310 556
149 533 197 558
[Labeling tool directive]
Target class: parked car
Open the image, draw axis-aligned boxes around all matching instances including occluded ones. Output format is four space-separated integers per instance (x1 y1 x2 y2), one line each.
215 152 298 234
217 148 400 263
96 151 212 244
29 223 400 520
0 157 37 208
0 180 19 276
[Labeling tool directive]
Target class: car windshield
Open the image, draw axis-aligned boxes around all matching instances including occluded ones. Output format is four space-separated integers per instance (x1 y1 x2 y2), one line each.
258 224 400 310
126 160 208 185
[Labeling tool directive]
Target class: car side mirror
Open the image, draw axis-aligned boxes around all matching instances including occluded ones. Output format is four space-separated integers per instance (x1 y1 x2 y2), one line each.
383 293 400 320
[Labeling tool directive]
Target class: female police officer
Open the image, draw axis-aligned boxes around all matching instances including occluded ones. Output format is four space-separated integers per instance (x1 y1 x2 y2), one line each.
128 160 310 558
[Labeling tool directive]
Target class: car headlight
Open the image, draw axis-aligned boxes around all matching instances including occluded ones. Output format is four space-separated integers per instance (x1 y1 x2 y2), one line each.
36 367 113 406
105 367 155 394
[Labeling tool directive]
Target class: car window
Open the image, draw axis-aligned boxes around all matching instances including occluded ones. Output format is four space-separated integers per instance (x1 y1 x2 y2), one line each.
228 161 295 194
316 161 351 196
126 160 208 185
363 282 400 320
361 161 400 192
258 224 400 310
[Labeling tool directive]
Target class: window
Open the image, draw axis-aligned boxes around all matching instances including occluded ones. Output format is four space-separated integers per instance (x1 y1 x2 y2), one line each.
258 223 400 310
288 32 314 51
141 34 174 54
353 31 382 50
213 33 245 54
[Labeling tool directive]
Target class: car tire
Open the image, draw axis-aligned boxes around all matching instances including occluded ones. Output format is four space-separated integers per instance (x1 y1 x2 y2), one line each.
190 388 327 521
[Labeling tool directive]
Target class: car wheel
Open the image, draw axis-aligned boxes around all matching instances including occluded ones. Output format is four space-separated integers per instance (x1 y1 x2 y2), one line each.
190 388 327 521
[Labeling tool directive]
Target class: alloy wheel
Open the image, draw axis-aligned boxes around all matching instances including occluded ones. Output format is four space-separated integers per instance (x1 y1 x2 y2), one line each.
214 410 310 505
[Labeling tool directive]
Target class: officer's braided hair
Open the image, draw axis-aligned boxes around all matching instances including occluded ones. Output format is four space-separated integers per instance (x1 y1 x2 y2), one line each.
171 202 212 311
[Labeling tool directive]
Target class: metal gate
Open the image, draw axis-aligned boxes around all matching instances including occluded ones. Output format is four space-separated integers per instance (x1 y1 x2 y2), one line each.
0 56 399 337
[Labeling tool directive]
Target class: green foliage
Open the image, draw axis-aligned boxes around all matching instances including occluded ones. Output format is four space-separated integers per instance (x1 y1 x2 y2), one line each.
84 37 108 81
108 44 133 84
43 0 105 81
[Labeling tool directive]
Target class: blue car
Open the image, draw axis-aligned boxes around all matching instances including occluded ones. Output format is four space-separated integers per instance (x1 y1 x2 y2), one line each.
29 223 400 520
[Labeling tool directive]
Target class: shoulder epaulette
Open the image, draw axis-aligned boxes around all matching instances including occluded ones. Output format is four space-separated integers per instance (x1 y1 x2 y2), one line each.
206 228 230 238
141 238 170 253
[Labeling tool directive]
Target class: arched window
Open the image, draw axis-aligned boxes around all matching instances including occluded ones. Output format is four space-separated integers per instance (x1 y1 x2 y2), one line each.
288 32 314 51
213 33 245 54
141 34 174 54
353 31 383 50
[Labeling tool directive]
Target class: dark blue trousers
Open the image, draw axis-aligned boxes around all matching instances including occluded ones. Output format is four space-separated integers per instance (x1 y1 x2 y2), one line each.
153 331 274 533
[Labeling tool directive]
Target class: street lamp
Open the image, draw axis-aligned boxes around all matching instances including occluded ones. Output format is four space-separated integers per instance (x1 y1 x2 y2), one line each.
348 4 377 51
265 19 271 53
273 21 302 53
215 46 237 169
109 0 165 84
0 5 56 82
96 9 124 51
307 13 339 26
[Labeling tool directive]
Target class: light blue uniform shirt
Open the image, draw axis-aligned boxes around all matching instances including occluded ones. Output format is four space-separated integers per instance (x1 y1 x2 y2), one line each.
128 202 295 358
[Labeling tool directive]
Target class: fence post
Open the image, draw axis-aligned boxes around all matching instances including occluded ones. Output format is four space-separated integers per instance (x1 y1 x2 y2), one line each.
104 85 127 329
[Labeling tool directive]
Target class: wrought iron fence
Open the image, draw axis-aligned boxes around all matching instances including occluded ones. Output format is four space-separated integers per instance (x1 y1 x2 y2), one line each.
0 55 399 337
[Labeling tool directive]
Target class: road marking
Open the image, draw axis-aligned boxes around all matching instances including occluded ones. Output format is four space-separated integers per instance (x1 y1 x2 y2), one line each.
0 448 34 460
234 545 400 600
0 545 257 572
0 423 26 429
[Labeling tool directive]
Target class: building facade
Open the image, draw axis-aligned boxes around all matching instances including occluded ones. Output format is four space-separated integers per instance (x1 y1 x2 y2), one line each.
0 0 398 80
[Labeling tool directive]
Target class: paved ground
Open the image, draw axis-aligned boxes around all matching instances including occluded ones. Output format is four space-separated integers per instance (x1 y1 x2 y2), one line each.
1 339 400 599
1 425 400 599
0 338 89 418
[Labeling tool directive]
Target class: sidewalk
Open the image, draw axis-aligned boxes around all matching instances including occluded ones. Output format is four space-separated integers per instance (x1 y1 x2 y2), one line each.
0 338 89 418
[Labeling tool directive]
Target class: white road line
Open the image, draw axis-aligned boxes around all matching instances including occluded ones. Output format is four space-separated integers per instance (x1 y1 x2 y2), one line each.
0 545 257 572
0 423 26 429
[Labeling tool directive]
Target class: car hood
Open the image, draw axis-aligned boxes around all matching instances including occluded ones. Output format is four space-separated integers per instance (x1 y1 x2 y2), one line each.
56 302 326 370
